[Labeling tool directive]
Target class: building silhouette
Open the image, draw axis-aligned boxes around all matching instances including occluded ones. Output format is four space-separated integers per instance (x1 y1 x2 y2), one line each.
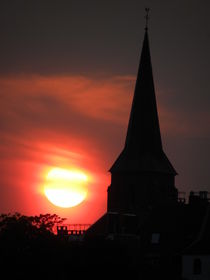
85 17 210 280
108 26 178 215
87 21 179 237
85 15 210 280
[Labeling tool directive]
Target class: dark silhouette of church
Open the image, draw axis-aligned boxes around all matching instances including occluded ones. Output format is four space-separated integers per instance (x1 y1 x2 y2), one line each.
108 26 178 215
84 13 210 279
87 16 179 237
84 17 210 279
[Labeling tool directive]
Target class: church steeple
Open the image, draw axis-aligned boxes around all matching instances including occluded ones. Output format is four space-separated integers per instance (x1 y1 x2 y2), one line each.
125 8 162 153
110 26 176 175
125 28 162 154
86 13 179 238
108 14 178 214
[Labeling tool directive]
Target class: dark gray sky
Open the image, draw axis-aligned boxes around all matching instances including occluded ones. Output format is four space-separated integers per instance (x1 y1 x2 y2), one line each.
0 0 210 221
1 1 209 75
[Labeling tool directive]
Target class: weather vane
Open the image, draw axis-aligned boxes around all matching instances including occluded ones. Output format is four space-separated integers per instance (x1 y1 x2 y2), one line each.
145 8 150 30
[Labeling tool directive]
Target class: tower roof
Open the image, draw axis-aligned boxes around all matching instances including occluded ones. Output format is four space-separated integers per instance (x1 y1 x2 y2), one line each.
110 29 177 175
125 29 162 153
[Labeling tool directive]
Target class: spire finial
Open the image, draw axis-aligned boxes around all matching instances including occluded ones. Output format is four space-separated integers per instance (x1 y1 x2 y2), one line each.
145 8 150 31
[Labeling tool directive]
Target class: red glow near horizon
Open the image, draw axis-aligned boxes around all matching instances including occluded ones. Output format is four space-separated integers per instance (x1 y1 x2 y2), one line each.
0 75 207 225
0 75 135 224
32 142 110 224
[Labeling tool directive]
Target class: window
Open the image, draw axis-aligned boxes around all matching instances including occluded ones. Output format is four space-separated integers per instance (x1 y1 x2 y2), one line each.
151 233 160 244
193 258 202 275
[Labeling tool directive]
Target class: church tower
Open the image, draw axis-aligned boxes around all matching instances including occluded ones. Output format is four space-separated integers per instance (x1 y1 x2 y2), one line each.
107 14 178 215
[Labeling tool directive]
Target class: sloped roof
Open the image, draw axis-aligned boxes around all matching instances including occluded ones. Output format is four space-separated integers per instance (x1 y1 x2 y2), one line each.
110 148 176 174
110 30 176 175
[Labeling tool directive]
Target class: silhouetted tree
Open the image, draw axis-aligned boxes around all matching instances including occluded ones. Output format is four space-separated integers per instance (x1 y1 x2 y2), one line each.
0 212 65 235
0 212 65 259
29 213 66 233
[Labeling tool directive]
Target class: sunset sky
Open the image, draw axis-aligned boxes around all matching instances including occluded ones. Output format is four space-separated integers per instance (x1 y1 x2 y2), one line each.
1 0 210 224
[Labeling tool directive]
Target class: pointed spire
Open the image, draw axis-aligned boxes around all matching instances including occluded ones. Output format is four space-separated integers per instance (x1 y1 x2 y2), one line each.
110 21 177 175
125 27 162 154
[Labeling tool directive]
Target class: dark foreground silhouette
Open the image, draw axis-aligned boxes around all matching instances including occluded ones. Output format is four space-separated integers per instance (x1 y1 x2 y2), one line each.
0 213 185 280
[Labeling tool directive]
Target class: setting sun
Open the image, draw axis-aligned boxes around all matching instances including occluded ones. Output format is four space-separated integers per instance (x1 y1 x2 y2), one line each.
44 168 88 208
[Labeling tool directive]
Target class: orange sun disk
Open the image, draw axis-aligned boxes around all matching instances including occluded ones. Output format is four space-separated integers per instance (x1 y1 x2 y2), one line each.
44 168 88 208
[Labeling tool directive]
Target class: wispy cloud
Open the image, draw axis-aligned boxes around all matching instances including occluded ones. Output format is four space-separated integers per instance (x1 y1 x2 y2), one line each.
0 74 209 222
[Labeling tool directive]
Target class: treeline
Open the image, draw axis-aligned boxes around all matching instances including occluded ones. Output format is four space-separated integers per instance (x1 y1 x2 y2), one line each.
0 212 139 279
0 213 182 280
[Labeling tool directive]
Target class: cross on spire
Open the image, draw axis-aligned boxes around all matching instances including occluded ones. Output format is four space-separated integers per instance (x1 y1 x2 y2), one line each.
145 8 150 30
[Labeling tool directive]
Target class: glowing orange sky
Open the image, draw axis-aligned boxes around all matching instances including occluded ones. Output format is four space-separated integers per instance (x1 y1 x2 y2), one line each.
0 75 210 224
0 75 135 224
0 2 210 226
